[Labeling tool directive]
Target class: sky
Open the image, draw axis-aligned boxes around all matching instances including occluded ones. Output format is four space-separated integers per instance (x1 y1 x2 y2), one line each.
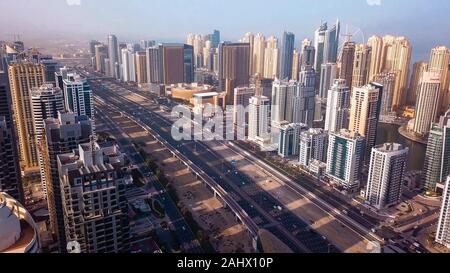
0 0 449 61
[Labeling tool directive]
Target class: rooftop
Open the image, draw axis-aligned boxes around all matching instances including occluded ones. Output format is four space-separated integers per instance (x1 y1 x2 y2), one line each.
0 192 39 253
193 92 219 98
374 143 408 153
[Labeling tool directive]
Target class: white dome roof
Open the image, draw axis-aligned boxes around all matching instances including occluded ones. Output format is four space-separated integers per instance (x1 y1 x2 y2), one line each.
0 201 21 252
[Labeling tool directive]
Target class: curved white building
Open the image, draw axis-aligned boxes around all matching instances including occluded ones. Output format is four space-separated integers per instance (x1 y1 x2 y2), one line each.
0 192 40 253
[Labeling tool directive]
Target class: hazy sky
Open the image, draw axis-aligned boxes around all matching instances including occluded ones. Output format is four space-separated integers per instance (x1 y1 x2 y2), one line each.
1 0 449 61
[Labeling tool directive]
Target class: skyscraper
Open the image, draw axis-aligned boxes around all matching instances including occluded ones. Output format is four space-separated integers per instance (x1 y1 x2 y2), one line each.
375 72 396 117
63 73 94 119
202 41 215 70
300 39 315 69
327 129 365 192
8 62 45 170
95 44 108 74
263 36 279 79
211 30 221 48
31 84 65 195
40 113 93 252
161 44 194 85
408 61 428 106
314 23 328 73
139 40 155 50
324 79 351 133
0 71 22 202
278 123 307 158
253 33 266 76
368 35 411 109
299 128 328 167
108 35 120 79
279 32 295 80
41 59 58 83
367 35 383 81
135 51 147 84
186 33 195 47
352 44 372 88
218 43 250 105
423 110 450 192
413 71 441 136
192 34 204 68
326 19 340 64
242 33 255 76
314 20 340 74
271 79 296 126
436 176 450 248
428 46 450 113
0 118 23 202
365 143 409 210
146 46 162 84
248 95 270 144
121 48 136 82
30 84 64 143
233 86 255 125
271 74 315 128
319 63 337 99
57 142 130 253
295 67 316 127
339 41 356 90
183 44 194 84
291 49 301 81
348 83 382 160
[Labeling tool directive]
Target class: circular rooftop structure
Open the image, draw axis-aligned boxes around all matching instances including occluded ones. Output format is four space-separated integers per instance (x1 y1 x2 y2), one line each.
0 193 40 253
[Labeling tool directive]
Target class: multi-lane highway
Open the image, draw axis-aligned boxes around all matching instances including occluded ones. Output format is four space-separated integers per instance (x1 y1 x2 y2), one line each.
78 66 392 253
95 99 202 253
87 77 337 253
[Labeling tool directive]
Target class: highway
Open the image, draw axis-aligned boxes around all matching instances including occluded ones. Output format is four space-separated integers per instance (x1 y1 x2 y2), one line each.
117 105 260 238
94 99 203 253
127 87 383 246
87 77 338 253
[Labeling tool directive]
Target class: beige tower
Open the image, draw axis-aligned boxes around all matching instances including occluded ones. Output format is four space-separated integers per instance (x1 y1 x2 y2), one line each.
8 62 45 171
367 35 411 110
352 44 372 88
242 32 255 75
253 33 266 76
381 36 412 110
340 41 356 89
291 49 301 81
135 51 147 84
349 83 382 159
263 36 279 79
186 33 195 46
193 34 204 68
413 71 441 136
408 61 428 106
367 35 383 81
428 46 450 113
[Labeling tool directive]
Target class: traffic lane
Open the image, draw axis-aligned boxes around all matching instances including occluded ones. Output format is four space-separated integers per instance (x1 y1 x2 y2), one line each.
93 87 311 252
95 103 202 253
95 87 335 253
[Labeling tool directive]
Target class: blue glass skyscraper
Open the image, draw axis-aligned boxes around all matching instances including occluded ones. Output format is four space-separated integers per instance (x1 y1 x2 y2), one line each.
279 32 295 80
211 30 220 48
183 44 194 83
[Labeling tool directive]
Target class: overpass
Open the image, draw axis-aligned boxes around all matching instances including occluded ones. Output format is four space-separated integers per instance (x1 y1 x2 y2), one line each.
127 111 260 240
95 96 260 242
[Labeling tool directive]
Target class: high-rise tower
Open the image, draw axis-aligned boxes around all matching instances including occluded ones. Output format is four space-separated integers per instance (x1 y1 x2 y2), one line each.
279 32 295 80
365 143 409 210
8 62 45 170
